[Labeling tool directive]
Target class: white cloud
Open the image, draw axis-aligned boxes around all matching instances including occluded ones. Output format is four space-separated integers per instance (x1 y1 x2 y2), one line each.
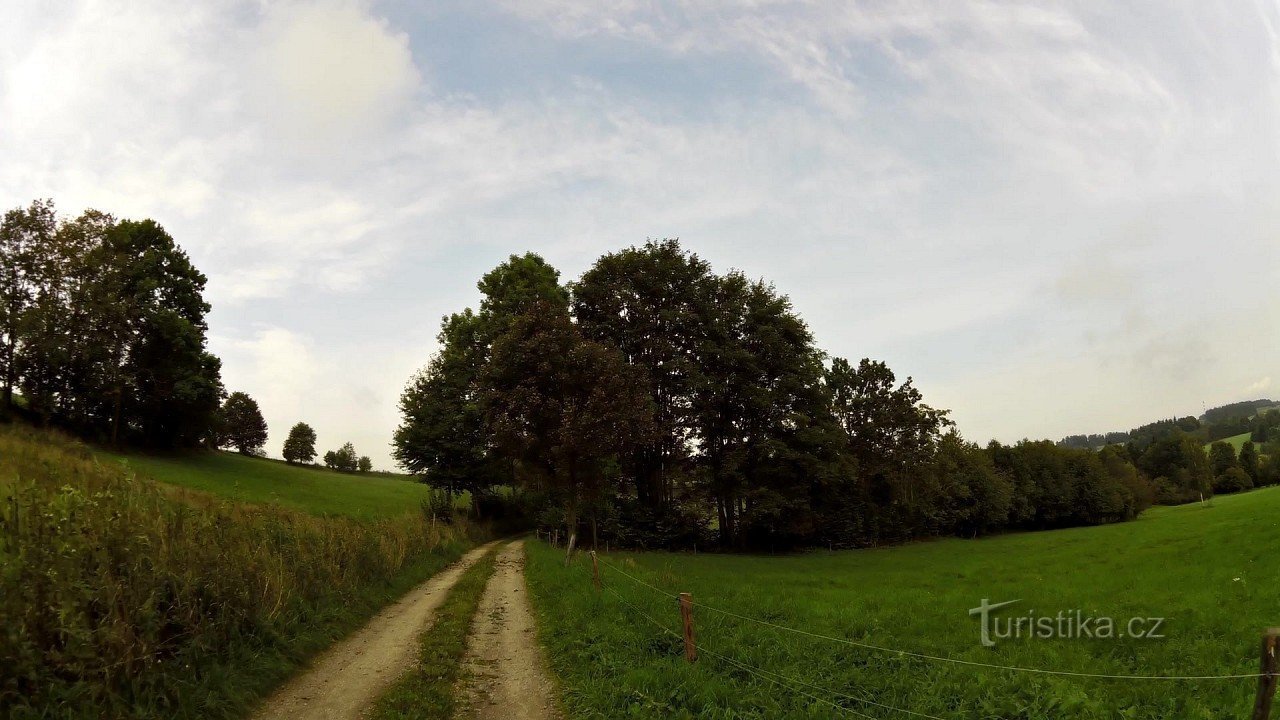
1245 377 1273 396
3 0 1279 462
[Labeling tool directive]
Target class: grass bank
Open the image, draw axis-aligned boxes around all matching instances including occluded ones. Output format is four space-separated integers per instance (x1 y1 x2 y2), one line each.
0 424 480 719
527 488 1280 718
369 545 500 719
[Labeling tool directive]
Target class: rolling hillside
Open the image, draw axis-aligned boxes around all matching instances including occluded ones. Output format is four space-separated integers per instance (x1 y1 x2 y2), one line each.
97 449 437 520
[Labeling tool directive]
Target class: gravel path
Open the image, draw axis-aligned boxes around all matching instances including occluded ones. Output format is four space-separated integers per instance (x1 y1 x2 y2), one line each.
251 541 499 720
457 540 563 720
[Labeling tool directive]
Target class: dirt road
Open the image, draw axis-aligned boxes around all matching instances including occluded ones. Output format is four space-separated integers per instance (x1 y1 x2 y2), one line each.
457 540 562 720
252 541 499 720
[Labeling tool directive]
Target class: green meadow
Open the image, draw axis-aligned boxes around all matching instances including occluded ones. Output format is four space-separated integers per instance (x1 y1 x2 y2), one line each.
1209 432 1258 454
97 449 442 520
527 487 1280 719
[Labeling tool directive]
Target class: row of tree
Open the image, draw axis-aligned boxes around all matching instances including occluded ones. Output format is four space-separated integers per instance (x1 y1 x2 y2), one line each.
393 241 1161 552
216 392 373 472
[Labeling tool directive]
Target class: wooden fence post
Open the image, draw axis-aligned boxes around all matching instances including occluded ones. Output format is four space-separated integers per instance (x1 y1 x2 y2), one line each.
679 592 697 663
1253 628 1280 720
591 550 601 590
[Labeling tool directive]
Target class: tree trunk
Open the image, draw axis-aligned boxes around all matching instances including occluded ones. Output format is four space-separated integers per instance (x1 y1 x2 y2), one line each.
110 382 123 446
2 336 13 409
564 502 578 565
590 512 598 551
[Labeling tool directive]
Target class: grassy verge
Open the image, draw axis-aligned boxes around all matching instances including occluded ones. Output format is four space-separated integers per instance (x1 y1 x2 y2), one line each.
369 545 501 719
0 424 481 719
526 488 1280 719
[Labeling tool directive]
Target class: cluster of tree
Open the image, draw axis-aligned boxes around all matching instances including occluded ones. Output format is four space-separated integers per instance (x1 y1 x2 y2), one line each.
1058 431 1131 450
1250 410 1280 443
324 442 372 473
1206 439 1280 493
394 240 1157 552
0 200 222 446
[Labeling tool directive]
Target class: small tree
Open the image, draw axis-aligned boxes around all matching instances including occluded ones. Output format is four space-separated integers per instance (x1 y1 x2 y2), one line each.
1240 441 1261 483
219 392 267 456
358 456 372 473
324 442 359 472
1208 441 1238 478
282 422 317 464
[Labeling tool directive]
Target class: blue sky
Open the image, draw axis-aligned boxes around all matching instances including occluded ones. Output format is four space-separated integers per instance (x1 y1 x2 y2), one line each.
3 1 1278 468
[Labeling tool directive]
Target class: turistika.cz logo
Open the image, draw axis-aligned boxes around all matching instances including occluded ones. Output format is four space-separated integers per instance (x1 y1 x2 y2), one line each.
968 599 1166 647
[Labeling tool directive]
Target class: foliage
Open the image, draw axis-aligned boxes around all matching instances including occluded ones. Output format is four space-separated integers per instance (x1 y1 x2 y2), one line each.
281 422 317 464
526 487 1280 718
0 424 478 718
572 239 714 515
397 240 1158 552
217 391 267 455
1239 441 1261 483
0 200 223 447
481 301 655 553
1215 467 1254 494
1138 432 1212 504
393 310 502 498
368 547 498 720
1208 441 1238 478
358 456 373 473
323 442 359 473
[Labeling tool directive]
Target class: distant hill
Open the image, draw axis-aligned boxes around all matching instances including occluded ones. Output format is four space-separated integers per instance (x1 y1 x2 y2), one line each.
1060 398 1280 450
1201 398 1277 424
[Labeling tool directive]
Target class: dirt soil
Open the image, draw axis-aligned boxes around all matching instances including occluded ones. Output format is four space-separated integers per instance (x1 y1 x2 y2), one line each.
251 540 499 720
457 540 563 720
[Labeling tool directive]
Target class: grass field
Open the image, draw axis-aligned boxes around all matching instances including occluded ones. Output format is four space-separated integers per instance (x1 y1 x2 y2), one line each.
1207 432 1256 454
97 450 440 520
527 487 1280 719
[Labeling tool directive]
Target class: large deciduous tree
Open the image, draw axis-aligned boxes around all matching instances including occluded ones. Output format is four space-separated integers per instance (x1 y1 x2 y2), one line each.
481 301 655 559
282 422 318 464
572 239 713 513
219 392 267 455
393 310 499 499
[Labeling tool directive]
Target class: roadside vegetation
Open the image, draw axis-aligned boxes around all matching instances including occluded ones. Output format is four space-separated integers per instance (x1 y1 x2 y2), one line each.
369 546 500 720
0 423 480 719
527 486 1280 718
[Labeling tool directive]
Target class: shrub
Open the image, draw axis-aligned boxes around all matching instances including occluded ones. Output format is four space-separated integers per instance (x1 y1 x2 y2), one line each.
1213 467 1254 494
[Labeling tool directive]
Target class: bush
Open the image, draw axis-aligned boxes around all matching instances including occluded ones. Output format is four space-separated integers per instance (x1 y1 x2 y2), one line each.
0 425 478 718
1214 467 1254 494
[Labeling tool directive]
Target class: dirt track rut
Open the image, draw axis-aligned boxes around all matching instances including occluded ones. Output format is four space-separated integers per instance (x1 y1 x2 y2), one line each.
251 541 498 720
457 540 562 720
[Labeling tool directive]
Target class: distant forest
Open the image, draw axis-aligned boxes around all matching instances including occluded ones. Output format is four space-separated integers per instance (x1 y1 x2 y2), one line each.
1059 399 1280 450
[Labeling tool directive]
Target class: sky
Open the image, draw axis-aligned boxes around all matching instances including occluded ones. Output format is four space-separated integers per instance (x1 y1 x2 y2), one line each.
2 1 1278 470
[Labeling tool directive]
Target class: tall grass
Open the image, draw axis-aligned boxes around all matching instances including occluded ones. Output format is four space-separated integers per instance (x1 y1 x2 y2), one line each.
0 424 478 719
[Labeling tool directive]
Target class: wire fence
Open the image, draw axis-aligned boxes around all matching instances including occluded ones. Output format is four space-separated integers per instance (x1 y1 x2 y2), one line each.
593 554 1264 681
557 548 1275 719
